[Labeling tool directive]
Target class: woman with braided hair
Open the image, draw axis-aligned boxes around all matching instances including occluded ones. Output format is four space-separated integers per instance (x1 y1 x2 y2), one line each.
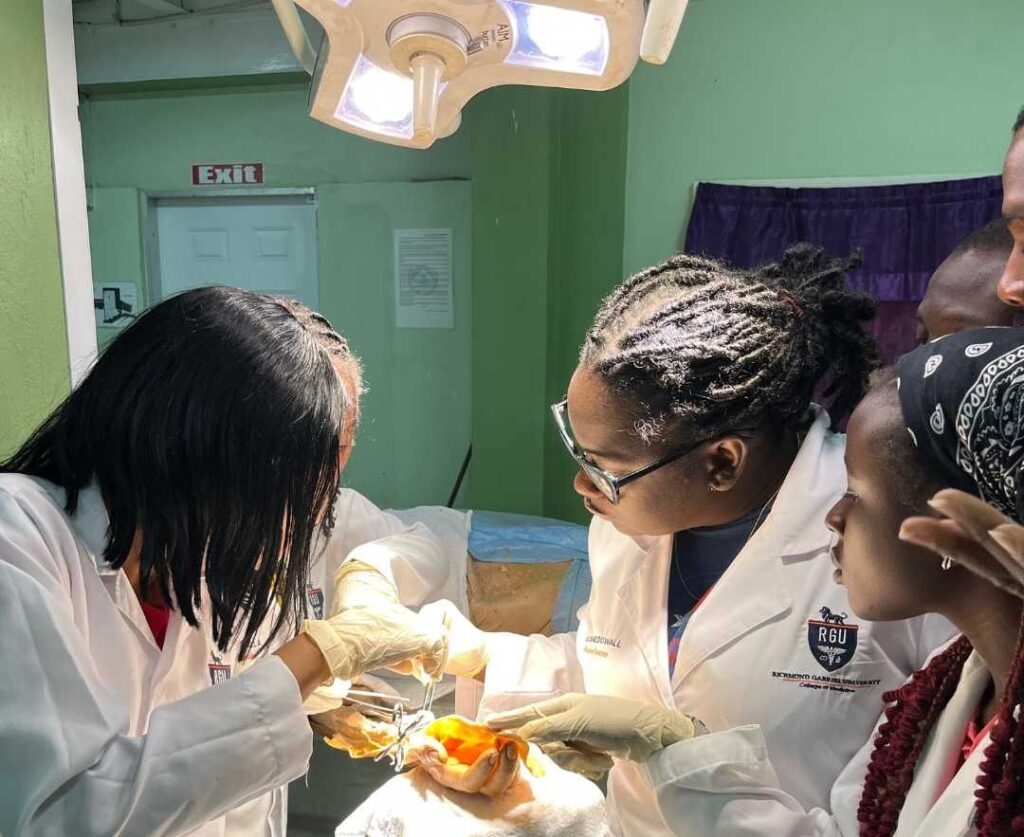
421 245 955 836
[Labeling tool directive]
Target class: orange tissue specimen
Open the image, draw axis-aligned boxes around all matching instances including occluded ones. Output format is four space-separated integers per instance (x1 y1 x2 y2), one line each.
424 715 545 777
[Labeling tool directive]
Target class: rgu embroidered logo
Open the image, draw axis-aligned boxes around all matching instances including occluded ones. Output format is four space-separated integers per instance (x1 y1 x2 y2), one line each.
807 607 859 672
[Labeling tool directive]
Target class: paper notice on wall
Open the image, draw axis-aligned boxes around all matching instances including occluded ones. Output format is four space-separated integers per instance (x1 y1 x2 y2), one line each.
394 228 454 329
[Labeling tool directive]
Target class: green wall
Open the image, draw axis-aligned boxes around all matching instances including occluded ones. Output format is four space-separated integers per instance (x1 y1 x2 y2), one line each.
464 85 629 522
466 87 554 516
623 0 1024 274
543 86 630 524
81 84 472 508
0 0 70 457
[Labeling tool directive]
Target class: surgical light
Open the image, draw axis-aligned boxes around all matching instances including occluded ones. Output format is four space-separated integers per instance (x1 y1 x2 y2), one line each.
504 2 609 73
273 0 692 149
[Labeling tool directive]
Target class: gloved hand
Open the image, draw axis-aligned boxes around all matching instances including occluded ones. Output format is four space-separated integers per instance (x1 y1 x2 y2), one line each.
900 488 1024 599
311 706 399 758
418 599 490 678
486 693 706 763
303 561 447 685
538 741 614 781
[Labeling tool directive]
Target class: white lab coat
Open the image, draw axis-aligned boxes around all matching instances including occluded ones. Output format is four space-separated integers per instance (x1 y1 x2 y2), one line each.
477 410 957 837
648 649 994 837
0 477 452 837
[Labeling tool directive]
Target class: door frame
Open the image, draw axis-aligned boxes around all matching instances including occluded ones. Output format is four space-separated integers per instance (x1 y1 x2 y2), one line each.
43 0 98 385
143 187 316 306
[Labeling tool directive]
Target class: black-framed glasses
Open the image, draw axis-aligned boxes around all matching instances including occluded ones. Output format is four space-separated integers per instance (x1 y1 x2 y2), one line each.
550 399 706 504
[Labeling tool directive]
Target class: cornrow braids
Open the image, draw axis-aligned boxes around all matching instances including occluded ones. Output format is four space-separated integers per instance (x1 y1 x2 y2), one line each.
275 296 364 392
581 244 882 442
273 295 363 537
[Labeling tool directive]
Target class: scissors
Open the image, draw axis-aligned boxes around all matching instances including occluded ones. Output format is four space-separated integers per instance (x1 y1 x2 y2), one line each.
372 611 452 771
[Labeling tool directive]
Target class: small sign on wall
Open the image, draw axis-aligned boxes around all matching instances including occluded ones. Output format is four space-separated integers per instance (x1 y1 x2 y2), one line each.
93 283 138 328
191 162 264 186
394 229 454 329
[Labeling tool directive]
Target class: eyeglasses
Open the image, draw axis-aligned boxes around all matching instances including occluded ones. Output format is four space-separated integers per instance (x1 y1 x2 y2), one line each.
550 399 706 504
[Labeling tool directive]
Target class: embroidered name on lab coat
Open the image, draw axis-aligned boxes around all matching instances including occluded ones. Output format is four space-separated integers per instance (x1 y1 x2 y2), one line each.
583 634 621 657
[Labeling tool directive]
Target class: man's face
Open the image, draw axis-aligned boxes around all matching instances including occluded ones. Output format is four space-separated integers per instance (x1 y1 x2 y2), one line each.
997 132 1024 314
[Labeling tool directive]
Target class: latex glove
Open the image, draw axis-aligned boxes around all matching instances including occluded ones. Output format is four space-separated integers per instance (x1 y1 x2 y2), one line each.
311 706 399 758
487 693 705 763
330 560 400 612
304 563 447 684
408 738 523 797
418 599 490 678
538 741 614 781
899 488 1024 599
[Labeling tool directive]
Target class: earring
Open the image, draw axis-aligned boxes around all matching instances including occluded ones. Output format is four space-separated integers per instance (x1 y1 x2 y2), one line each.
941 555 954 571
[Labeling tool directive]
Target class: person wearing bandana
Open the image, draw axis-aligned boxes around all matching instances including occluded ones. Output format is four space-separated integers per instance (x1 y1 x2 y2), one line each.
633 326 1024 836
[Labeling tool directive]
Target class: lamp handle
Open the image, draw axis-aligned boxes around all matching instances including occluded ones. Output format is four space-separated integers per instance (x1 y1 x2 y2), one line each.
270 0 317 75
640 0 690 65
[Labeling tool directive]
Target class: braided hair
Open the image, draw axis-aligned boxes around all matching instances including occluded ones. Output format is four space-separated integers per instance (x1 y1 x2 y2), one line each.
580 244 882 442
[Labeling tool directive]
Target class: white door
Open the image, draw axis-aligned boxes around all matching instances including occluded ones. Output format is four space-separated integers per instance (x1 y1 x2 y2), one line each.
152 194 318 307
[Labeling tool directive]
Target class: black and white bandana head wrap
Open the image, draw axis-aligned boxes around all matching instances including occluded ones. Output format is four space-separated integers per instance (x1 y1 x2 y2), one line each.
896 326 1024 518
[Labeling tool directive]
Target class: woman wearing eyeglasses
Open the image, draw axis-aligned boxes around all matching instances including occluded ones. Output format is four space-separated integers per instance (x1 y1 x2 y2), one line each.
419 245 956 834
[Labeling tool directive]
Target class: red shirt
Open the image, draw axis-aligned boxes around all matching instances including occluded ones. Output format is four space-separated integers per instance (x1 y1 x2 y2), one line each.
935 708 998 801
140 601 170 649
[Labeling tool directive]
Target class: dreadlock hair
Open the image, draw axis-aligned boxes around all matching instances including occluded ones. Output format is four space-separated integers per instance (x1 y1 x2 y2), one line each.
856 370 1024 837
580 243 882 444
2 286 361 658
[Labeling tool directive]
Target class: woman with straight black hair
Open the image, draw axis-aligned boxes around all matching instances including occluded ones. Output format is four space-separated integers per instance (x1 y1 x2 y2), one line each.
0 286 446 837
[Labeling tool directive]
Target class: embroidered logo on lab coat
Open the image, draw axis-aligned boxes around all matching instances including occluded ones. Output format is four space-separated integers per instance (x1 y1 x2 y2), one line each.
307 585 325 619
807 607 859 672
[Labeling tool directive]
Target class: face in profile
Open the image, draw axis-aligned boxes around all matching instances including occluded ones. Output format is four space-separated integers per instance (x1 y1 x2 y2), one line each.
826 384 951 621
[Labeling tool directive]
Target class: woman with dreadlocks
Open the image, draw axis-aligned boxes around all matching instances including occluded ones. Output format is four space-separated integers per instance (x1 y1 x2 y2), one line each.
417 245 955 835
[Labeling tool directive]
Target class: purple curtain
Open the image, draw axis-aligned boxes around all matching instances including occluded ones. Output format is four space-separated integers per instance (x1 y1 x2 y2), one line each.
684 176 1004 360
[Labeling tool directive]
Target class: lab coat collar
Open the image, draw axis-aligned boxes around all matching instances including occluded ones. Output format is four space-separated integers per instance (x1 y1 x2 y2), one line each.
39 479 113 570
897 649 991 836
765 406 845 559
44 480 175 655
71 482 114 570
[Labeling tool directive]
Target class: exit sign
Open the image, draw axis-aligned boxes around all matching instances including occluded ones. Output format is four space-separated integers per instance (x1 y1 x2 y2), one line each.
192 162 264 186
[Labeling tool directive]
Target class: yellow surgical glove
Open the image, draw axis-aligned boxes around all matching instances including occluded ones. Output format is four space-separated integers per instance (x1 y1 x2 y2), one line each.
487 693 705 763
